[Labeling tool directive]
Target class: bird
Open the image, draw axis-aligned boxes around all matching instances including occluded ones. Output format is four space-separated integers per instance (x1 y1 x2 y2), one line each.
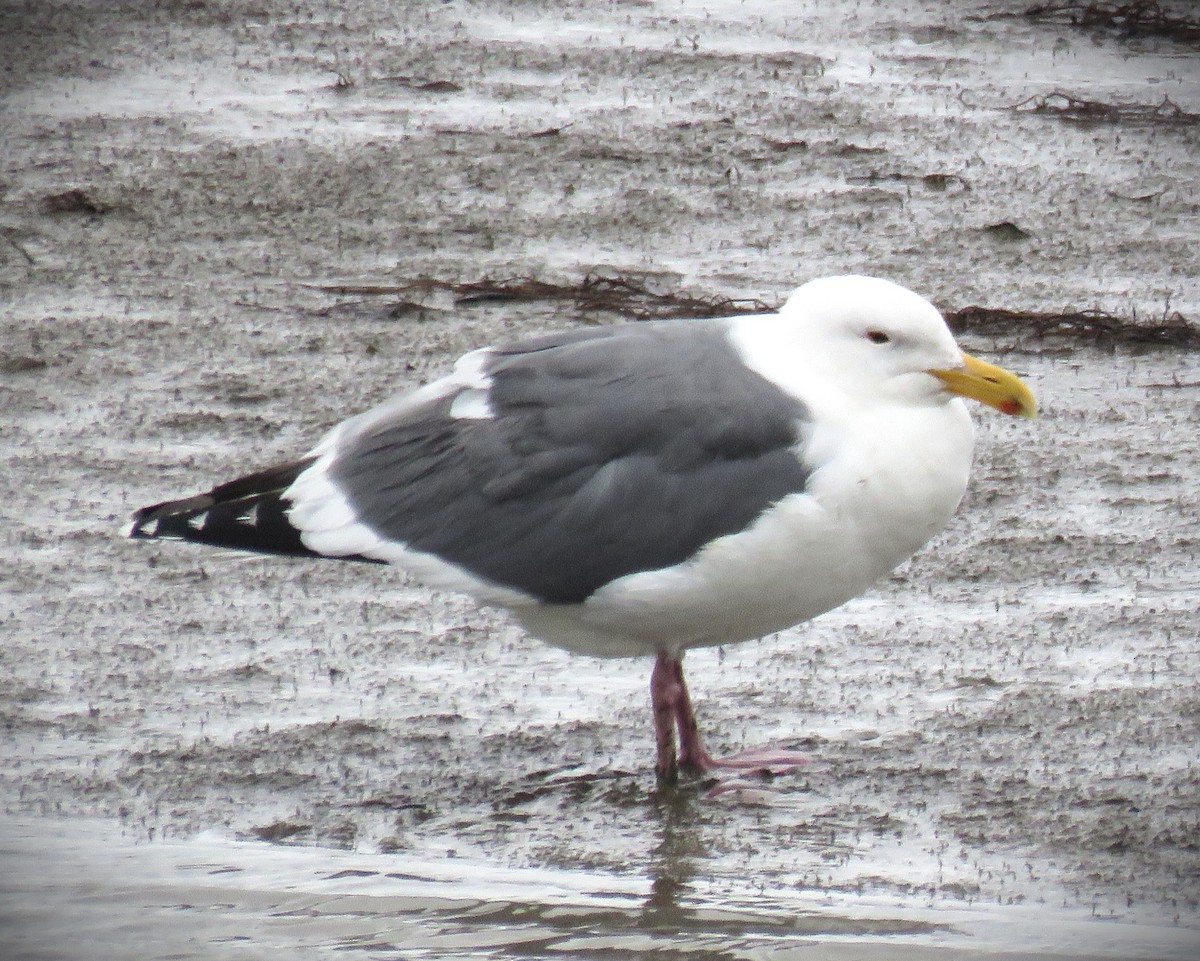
130 275 1036 783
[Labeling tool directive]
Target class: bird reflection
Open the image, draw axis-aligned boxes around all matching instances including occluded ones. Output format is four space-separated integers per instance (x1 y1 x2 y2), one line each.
641 787 705 926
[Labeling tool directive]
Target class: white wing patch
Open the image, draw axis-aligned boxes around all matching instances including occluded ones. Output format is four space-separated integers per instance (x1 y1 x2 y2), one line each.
451 348 494 390
285 458 382 555
446 350 495 419
449 388 494 420
282 347 532 608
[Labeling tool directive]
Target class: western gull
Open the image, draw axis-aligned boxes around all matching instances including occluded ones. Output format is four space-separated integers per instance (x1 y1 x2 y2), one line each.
130 275 1036 783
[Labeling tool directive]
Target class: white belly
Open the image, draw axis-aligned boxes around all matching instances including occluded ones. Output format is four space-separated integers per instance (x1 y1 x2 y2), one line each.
514 400 974 657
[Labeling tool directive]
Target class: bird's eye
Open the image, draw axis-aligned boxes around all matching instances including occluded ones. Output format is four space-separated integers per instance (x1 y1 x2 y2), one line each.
866 330 891 344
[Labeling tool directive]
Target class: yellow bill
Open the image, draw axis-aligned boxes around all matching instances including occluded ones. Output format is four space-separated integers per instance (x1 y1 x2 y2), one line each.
929 352 1037 418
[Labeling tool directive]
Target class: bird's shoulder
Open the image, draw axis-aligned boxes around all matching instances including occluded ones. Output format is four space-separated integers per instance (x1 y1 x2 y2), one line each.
469 318 811 456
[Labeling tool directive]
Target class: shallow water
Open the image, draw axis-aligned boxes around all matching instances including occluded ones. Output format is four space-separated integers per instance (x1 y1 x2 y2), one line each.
3 817 1196 961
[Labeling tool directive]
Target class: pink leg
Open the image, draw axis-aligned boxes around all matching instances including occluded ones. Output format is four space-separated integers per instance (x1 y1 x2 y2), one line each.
651 650 807 783
667 653 718 772
650 650 681 782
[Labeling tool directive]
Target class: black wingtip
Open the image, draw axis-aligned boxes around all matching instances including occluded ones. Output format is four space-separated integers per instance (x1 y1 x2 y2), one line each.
125 457 358 561
128 494 216 539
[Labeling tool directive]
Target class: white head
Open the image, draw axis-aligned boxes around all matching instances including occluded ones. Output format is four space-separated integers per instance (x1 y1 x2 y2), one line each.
772 275 1036 418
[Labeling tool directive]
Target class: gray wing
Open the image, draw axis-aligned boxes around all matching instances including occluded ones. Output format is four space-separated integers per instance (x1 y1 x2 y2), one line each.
323 321 813 604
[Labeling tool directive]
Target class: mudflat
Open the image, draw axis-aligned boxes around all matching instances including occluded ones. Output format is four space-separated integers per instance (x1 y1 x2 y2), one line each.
1 2 1197 958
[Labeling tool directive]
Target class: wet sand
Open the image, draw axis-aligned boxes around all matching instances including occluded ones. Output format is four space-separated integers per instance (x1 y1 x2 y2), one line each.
2 1 1198 958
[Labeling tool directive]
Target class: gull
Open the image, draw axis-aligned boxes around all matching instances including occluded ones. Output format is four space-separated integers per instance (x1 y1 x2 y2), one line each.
131 275 1036 782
